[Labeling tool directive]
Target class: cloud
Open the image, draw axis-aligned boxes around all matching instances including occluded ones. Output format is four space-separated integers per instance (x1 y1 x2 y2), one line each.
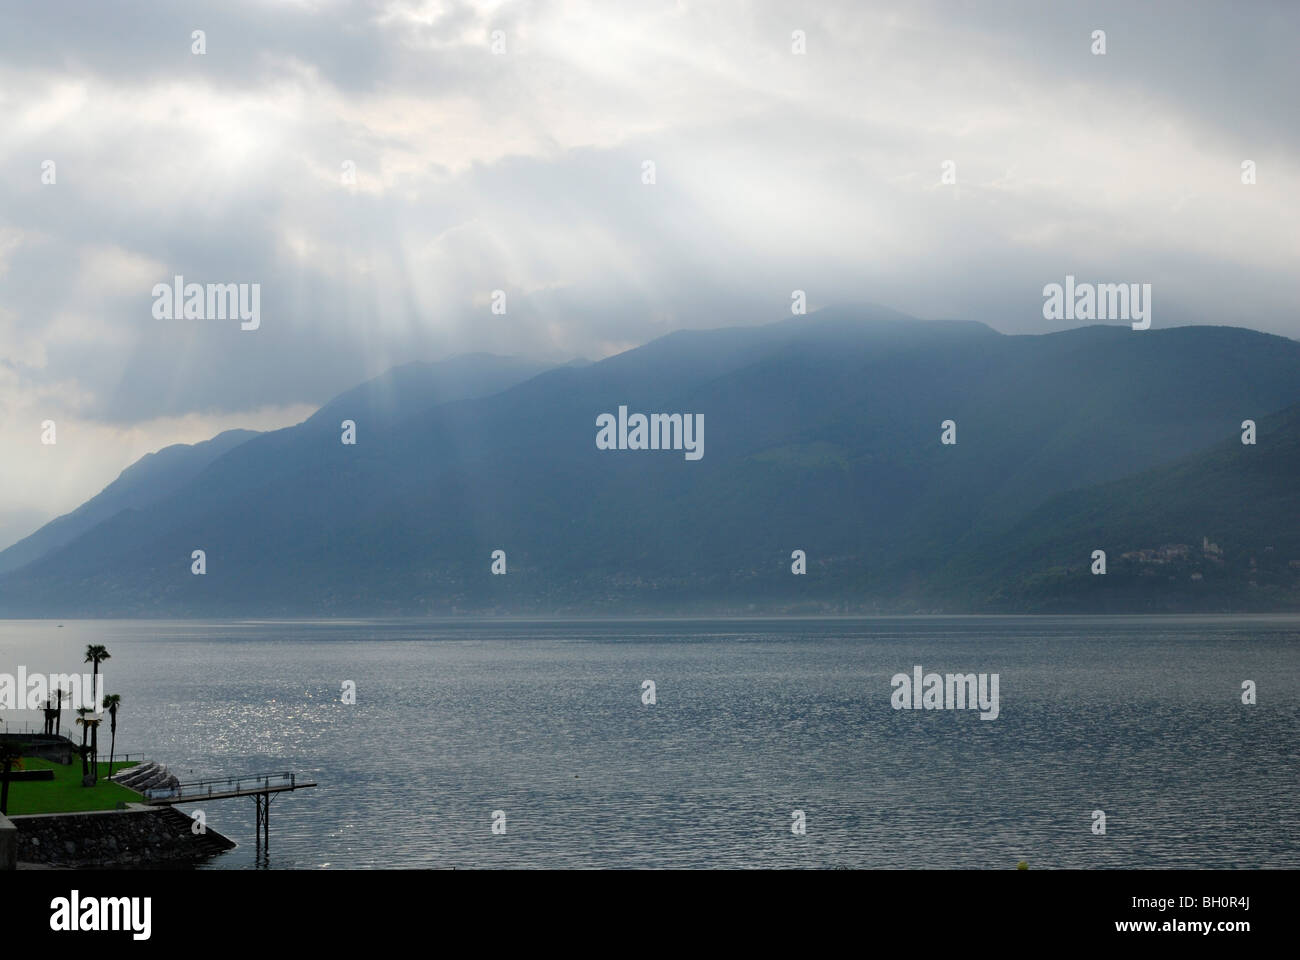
0 0 1296 519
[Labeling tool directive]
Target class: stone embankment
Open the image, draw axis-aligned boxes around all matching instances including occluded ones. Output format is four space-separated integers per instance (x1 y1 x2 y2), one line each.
11 804 235 867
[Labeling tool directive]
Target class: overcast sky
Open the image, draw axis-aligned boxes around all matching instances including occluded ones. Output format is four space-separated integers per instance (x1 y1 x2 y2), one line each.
1 0 1297 548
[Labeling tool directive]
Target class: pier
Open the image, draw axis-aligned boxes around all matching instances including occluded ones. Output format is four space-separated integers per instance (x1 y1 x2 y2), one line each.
143 772 316 854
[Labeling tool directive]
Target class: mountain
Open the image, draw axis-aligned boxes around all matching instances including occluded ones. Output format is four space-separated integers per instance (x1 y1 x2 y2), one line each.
0 353 563 579
0 429 259 575
943 401 1300 612
307 353 572 430
1 306 1297 616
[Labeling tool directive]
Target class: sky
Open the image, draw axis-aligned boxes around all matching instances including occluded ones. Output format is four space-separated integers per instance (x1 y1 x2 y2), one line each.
0 0 1297 549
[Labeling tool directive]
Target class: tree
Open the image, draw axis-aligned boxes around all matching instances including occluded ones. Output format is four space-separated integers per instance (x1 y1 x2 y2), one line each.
83 645 110 780
0 741 24 814
102 694 122 779
75 708 94 780
54 684 67 738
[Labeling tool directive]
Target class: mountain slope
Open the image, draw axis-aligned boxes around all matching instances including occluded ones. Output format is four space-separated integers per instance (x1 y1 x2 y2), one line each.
946 401 1300 612
0 429 259 575
307 353 568 430
0 353 562 579
1 307 1297 616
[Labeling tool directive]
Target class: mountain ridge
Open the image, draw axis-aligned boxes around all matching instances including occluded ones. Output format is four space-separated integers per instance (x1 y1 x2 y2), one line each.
0 428 259 575
1 307 1296 616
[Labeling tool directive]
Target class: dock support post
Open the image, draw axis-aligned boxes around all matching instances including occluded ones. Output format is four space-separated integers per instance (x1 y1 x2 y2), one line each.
254 793 269 851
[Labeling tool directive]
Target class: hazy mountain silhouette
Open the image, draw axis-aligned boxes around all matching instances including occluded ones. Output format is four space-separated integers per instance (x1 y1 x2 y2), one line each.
0 353 561 578
0 429 258 575
1 306 1296 616
308 353 572 430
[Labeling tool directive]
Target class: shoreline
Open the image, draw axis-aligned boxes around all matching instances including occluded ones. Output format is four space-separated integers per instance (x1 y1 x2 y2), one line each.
8 803 235 869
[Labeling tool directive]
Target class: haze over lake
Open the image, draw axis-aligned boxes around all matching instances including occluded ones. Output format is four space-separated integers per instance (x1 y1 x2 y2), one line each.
2 616 1295 869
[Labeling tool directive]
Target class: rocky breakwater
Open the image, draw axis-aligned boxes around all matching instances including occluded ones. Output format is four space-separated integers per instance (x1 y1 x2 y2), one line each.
14 804 236 867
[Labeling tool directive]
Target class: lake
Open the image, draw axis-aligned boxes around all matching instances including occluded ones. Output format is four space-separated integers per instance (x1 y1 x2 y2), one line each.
1 616 1296 868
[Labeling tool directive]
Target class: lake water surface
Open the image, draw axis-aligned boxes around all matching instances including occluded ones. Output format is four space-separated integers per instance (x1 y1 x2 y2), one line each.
1 616 1296 869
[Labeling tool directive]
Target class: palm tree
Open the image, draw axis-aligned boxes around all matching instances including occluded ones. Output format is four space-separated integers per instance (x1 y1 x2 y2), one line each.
0 740 24 814
102 694 122 779
79 718 102 784
84 645 110 779
54 684 67 738
87 717 103 782
75 708 94 779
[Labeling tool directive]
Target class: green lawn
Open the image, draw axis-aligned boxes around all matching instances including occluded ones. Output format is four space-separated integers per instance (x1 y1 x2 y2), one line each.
2 757 142 815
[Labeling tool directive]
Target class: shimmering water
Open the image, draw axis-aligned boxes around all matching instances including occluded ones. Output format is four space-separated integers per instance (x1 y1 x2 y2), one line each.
1 617 1296 868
